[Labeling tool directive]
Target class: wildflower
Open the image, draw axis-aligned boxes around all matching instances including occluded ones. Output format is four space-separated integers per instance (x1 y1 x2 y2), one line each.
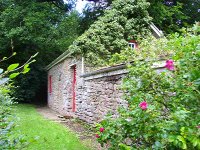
95 134 100 138
139 101 148 110
100 127 105 132
165 60 175 71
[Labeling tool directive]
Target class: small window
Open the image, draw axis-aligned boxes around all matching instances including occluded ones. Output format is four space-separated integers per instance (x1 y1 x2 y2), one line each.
128 40 138 50
128 42 136 49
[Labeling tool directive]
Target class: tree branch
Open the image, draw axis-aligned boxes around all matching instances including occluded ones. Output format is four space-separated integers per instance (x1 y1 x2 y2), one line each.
0 53 39 78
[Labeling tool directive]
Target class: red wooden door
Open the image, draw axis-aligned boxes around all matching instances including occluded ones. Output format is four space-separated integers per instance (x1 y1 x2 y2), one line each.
72 66 76 112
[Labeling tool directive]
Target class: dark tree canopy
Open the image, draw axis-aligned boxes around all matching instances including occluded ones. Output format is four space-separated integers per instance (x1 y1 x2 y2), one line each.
0 0 81 103
81 0 200 33
36 0 76 11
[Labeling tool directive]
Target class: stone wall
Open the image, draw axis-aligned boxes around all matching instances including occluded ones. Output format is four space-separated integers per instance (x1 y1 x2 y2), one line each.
48 58 129 124
77 69 128 124
48 57 166 124
48 56 83 116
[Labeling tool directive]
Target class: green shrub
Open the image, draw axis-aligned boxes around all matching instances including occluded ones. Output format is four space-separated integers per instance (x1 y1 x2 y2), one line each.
96 24 200 150
0 54 35 149
0 90 15 149
0 89 28 149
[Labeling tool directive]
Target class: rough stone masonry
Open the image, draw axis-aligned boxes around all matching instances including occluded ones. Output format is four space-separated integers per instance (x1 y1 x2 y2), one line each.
47 56 165 124
47 56 129 124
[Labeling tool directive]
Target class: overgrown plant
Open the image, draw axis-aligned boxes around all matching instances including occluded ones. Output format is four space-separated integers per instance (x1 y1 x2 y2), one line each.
96 24 200 149
70 0 152 65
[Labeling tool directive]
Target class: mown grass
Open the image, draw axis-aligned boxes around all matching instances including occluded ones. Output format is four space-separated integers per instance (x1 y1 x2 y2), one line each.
13 104 90 150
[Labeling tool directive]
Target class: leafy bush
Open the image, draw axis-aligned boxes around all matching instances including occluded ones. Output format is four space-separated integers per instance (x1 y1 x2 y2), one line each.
0 54 36 149
96 24 200 149
0 89 26 149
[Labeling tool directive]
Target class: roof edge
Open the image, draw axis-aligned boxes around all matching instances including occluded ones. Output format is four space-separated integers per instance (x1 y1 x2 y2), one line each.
81 63 127 78
150 23 164 38
46 23 163 70
46 51 72 70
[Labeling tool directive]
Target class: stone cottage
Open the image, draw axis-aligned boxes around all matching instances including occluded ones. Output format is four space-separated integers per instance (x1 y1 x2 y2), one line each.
46 23 163 124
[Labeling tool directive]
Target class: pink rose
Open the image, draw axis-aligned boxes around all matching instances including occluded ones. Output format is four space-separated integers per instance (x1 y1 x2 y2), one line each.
139 101 148 110
165 60 175 71
100 127 105 132
95 134 100 138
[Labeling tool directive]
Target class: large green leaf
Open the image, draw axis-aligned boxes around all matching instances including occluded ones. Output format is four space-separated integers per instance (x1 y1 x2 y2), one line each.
9 72 20 79
7 63 19 71
22 67 30 74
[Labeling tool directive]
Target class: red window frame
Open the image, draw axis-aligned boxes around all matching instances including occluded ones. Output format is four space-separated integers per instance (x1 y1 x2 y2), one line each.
128 40 138 49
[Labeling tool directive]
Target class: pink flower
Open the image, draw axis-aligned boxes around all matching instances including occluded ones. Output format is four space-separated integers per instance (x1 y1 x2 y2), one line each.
139 101 148 110
197 125 200 129
165 60 175 71
95 134 100 138
100 127 105 132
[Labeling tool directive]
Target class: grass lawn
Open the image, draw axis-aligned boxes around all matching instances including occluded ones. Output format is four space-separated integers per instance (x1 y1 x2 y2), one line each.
13 104 90 150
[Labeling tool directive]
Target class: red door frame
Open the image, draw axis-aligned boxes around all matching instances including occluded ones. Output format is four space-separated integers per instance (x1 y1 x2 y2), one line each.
72 66 76 112
49 75 52 94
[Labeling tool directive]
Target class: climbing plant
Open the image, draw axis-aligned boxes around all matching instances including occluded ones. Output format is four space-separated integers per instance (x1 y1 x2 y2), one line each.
69 0 152 66
95 24 200 149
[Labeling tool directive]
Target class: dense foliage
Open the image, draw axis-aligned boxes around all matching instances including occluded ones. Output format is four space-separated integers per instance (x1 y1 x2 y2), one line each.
70 0 152 65
0 55 36 149
36 0 76 11
146 0 200 34
96 25 200 149
0 0 81 102
82 0 200 34
0 88 28 149
0 88 17 149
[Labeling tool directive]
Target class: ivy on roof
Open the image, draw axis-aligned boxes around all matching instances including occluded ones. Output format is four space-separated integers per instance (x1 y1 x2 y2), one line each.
68 0 152 65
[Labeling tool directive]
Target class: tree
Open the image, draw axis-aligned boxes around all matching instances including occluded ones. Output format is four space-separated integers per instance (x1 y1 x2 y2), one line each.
81 0 200 34
36 0 76 11
79 0 112 32
0 0 81 102
148 0 200 33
